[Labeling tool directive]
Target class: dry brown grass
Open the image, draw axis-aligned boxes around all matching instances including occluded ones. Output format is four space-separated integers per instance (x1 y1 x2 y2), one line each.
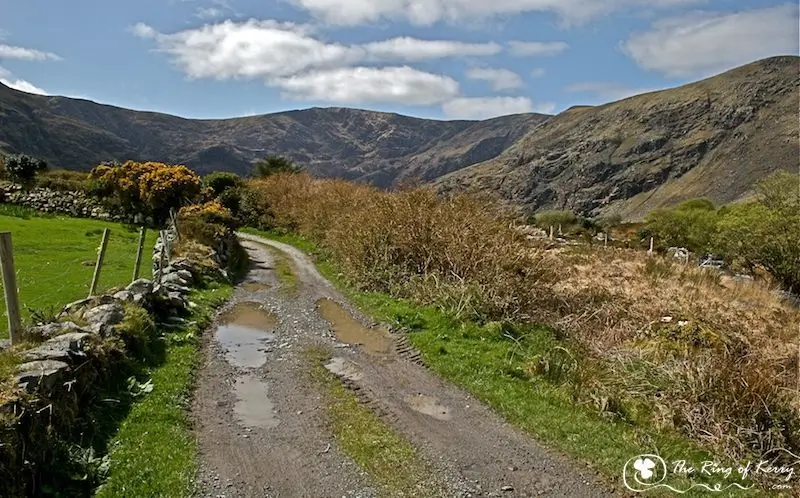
551 247 799 461
247 173 800 463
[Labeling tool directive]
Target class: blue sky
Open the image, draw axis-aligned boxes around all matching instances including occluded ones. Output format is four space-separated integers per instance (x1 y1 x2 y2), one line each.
0 0 797 120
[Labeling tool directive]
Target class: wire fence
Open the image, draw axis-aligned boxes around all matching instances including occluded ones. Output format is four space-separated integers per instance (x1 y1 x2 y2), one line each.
0 220 159 342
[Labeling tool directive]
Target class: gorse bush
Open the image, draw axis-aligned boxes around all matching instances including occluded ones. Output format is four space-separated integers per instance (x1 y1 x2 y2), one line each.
3 154 47 184
249 174 558 321
88 161 202 223
644 198 718 252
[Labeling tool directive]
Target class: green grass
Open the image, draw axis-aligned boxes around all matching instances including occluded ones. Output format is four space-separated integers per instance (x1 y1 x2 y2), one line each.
96 282 233 498
304 346 442 497
0 206 159 338
248 228 765 497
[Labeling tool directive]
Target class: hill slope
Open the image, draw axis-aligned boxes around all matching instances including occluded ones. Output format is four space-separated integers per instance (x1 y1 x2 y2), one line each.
0 88 548 186
437 56 800 219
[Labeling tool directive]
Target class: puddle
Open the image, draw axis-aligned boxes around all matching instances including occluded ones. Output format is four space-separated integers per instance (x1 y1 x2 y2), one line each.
404 394 452 421
233 375 280 428
216 302 278 368
324 357 364 382
242 282 271 292
317 299 392 355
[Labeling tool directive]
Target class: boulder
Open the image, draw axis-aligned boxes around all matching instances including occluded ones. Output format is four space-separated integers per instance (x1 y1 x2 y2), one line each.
83 303 126 335
23 332 91 362
15 360 70 393
28 321 86 341
162 272 190 287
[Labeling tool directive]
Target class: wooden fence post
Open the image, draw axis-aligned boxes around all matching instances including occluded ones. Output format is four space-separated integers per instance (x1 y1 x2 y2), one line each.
132 226 146 282
0 232 23 344
604 232 608 248
155 230 168 285
169 209 180 241
88 228 110 297
648 237 654 256
549 226 554 240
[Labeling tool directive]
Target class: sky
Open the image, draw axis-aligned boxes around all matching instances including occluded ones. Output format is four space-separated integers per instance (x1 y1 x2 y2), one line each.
0 0 797 120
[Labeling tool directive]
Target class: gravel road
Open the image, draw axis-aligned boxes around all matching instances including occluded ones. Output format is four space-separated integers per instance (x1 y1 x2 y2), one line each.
192 234 619 497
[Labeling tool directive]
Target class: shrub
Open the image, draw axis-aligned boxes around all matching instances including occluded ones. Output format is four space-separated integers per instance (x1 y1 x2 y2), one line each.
34 169 90 191
644 198 718 252
203 171 242 196
529 210 578 230
4 154 47 184
253 155 301 178
88 161 202 223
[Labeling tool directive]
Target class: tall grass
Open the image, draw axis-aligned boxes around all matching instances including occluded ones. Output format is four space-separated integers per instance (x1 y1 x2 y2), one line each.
247 173 800 465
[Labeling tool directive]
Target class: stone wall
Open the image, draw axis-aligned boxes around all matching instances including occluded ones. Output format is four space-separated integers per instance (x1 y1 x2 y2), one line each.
0 237 231 495
0 183 145 224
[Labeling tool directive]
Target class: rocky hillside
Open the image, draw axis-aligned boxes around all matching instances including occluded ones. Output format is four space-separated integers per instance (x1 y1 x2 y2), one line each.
437 56 800 220
0 88 548 187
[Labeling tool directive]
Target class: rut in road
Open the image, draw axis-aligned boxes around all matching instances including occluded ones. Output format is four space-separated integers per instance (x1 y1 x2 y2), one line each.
192 234 617 497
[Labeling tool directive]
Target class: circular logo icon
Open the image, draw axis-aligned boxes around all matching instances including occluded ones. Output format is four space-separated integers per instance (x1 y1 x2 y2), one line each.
623 454 668 492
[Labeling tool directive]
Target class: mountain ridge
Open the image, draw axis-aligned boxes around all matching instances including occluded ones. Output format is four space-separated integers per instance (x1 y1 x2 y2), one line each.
1 55 797 218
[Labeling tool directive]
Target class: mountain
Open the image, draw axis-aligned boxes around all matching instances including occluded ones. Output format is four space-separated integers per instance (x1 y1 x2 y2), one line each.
436 56 800 220
0 87 548 187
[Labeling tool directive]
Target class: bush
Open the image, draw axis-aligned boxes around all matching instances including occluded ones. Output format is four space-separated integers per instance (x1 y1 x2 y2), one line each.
203 171 242 196
253 155 301 178
249 174 558 321
88 161 202 224
713 174 800 291
34 169 90 191
529 210 578 230
644 198 718 252
4 154 47 184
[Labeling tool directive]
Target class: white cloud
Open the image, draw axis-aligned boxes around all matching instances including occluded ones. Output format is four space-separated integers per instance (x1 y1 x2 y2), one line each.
289 0 703 26
273 66 460 105
622 3 800 78
134 20 498 81
566 81 661 101
0 44 60 61
508 41 569 57
442 96 534 119
466 67 523 90
135 20 361 80
530 67 546 78
0 77 48 95
363 37 500 61
133 19 508 106
131 22 158 38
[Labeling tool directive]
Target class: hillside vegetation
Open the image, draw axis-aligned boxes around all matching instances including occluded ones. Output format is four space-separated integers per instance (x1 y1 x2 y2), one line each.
243 173 799 474
437 56 800 220
0 86 546 186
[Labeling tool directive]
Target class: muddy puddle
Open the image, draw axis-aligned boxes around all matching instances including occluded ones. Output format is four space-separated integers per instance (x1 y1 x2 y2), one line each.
241 281 271 292
404 394 452 421
216 302 278 368
316 299 392 354
233 375 280 428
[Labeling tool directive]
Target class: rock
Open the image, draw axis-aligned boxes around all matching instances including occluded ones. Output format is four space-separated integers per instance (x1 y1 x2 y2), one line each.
28 321 86 340
0 339 10 351
62 294 115 316
23 332 91 362
113 290 135 302
127 279 153 295
501 485 514 492
84 303 126 335
163 283 191 295
15 360 70 393
175 269 194 283
166 292 186 309
162 272 190 287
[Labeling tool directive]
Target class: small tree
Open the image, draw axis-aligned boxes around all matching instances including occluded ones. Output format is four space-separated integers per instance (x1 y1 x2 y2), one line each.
644 198 718 252
4 154 47 183
529 210 578 229
253 155 300 178
203 171 242 196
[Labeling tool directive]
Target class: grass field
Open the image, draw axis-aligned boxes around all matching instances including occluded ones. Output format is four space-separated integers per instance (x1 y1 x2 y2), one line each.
0 205 158 338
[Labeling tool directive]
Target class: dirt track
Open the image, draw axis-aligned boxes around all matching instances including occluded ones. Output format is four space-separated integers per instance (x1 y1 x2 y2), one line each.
192 234 617 497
